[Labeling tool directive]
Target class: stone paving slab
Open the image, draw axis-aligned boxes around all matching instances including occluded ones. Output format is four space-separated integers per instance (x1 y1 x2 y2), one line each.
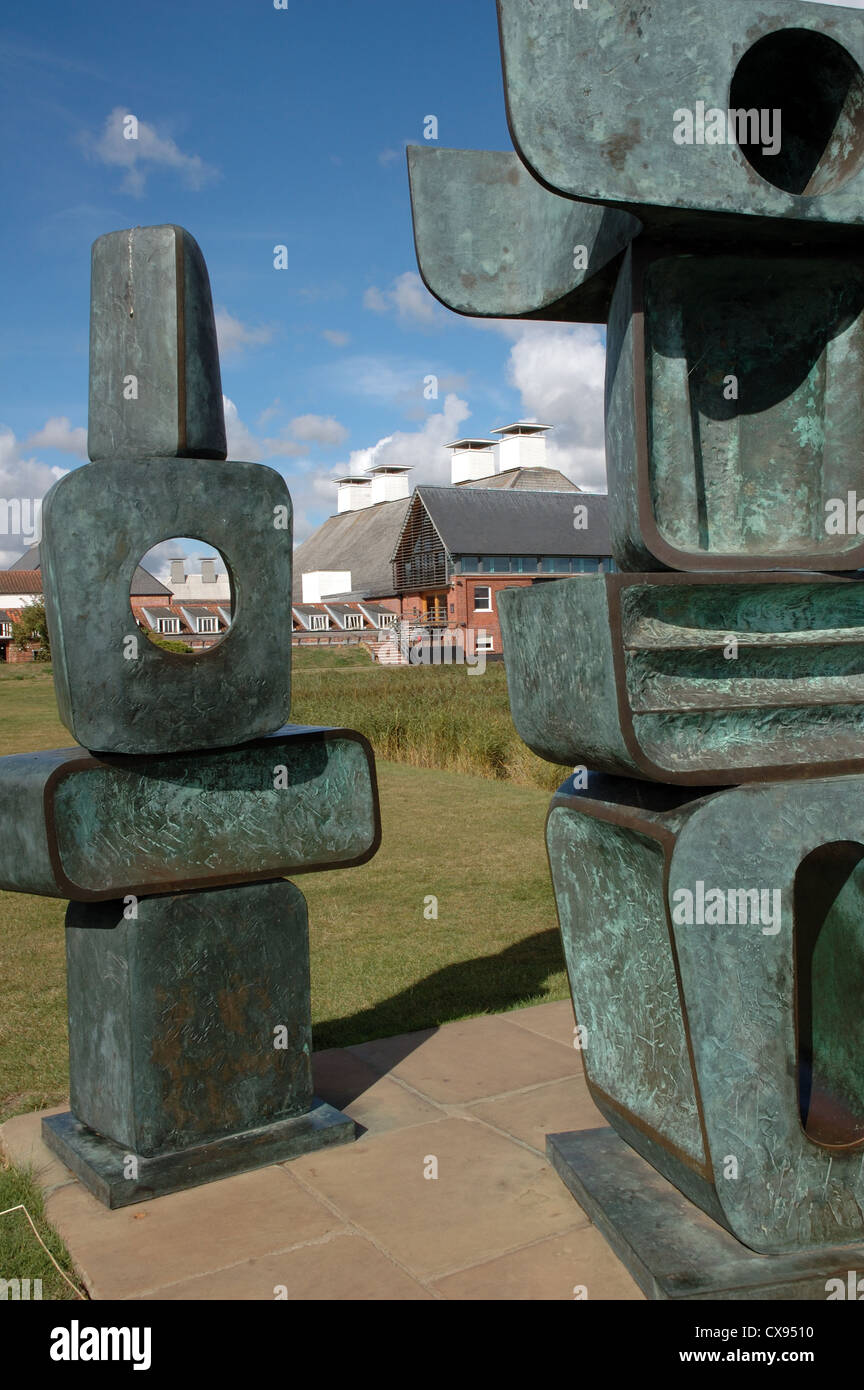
0 1001 645 1301
466 1075 604 1152
289 1115 585 1281
44 1165 344 1301
432 1227 643 1301
138 1233 434 1301
347 1013 581 1103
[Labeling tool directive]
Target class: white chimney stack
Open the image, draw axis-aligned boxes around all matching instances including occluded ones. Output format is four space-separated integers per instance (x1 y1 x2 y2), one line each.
170 558 185 586
336 476 374 513
491 422 552 473
447 439 495 486
367 465 411 505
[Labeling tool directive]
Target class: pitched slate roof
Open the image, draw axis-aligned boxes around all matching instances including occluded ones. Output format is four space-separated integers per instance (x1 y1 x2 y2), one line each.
292 497 410 600
7 544 39 571
176 602 226 616
140 601 226 634
9 543 171 596
409 487 610 557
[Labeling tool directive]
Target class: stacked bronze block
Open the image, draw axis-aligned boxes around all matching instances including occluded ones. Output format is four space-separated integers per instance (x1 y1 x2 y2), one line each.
0 225 380 1206
410 0 864 1295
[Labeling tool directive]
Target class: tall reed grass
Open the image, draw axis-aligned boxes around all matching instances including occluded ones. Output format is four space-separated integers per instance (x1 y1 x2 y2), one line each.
290 657 568 789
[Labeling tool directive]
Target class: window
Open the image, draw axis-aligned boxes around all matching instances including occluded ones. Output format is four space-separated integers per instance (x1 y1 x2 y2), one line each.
157 617 180 634
196 617 218 633
512 556 539 574
541 557 571 574
378 613 396 628
474 585 492 612
0 622 11 638
344 613 363 630
475 633 494 652
482 555 510 573
310 614 329 631
460 556 480 573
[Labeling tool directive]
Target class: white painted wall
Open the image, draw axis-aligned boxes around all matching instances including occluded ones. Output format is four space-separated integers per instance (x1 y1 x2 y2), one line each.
302 570 352 602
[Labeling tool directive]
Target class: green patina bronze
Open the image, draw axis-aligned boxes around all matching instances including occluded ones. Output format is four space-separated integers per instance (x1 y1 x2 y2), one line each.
498 0 864 236
0 223 380 1205
0 727 379 899
88 225 226 462
64 880 315 1159
547 773 864 1254
42 454 293 755
409 0 864 1289
409 0 864 574
407 147 639 324
44 880 355 1207
606 244 864 571
499 574 864 782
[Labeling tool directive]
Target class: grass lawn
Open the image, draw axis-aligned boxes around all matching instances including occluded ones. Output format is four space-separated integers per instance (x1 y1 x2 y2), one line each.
0 1162 82 1300
0 662 568 1123
289 646 569 788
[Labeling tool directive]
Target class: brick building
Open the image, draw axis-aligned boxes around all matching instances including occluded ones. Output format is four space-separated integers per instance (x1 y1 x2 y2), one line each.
0 569 44 662
294 423 611 660
5 545 233 656
392 483 610 657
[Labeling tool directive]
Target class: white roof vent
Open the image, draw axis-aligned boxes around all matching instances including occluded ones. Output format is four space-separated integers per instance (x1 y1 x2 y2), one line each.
336 477 374 513
490 421 552 473
447 438 495 486
366 465 411 505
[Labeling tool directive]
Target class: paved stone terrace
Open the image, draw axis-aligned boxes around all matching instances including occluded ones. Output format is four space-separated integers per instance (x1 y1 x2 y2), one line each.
0 1001 642 1300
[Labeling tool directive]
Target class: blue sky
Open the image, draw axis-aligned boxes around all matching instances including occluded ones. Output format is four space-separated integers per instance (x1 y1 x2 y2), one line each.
0 0 610 567
0 0 859 565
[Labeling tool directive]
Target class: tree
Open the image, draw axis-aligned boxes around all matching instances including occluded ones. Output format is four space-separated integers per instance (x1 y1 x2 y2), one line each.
144 630 194 655
12 600 50 662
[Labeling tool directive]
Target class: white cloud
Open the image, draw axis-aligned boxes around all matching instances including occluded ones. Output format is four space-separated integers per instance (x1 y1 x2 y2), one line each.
223 397 267 461
332 393 471 487
25 416 87 459
322 329 350 347
505 323 607 489
0 425 70 558
83 106 220 196
363 286 389 314
264 394 473 548
319 353 464 410
222 397 308 463
214 308 275 357
363 271 444 330
378 141 411 167
289 414 348 446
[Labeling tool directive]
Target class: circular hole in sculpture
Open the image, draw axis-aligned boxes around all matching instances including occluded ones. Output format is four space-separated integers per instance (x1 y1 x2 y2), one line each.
131 539 234 657
729 28 864 195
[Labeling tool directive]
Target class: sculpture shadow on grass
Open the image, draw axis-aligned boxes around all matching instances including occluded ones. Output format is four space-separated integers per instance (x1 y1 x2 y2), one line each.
311 926 568 1087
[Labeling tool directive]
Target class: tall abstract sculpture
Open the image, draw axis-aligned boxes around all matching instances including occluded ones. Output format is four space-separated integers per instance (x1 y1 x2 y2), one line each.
410 0 864 1297
0 224 380 1206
